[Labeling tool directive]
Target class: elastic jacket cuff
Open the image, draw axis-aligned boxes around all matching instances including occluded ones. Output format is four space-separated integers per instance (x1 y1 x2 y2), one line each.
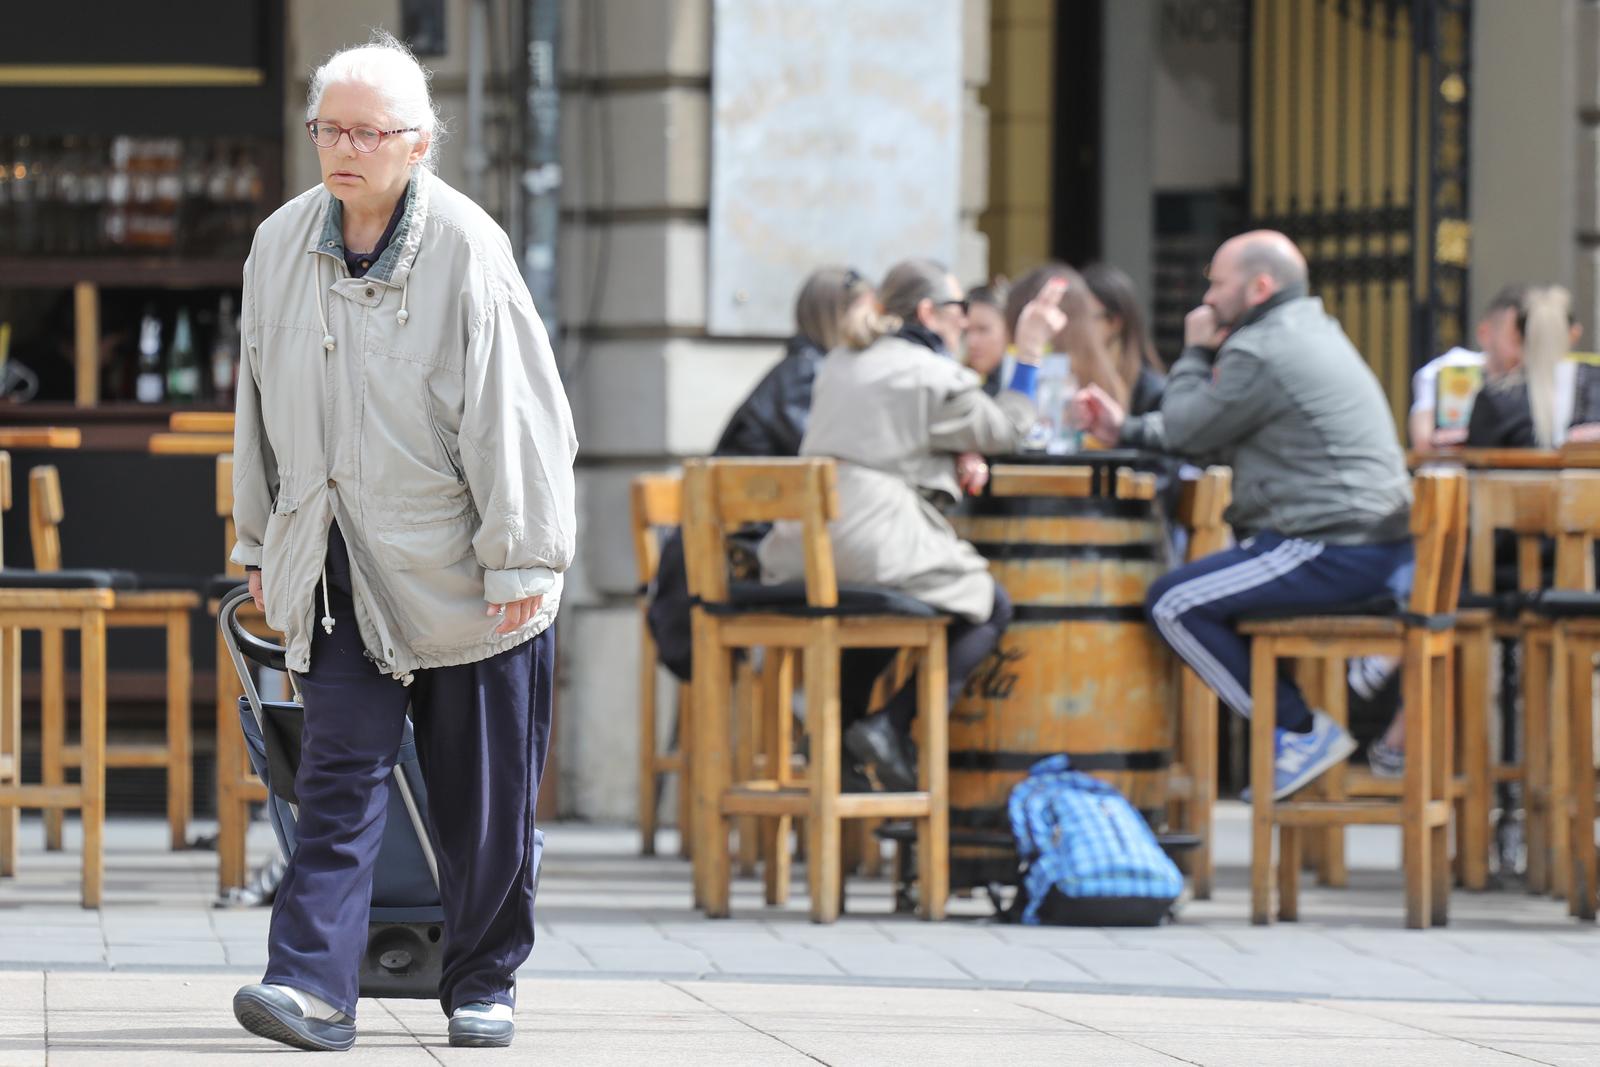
1006 361 1039 400
230 543 263 568
484 566 557 605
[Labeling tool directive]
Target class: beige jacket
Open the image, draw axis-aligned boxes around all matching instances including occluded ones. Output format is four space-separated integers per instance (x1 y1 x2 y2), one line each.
758 336 1035 622
231 168 578 680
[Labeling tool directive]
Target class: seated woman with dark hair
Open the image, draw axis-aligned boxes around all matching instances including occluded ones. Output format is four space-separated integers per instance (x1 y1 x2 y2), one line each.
759 259 1064 790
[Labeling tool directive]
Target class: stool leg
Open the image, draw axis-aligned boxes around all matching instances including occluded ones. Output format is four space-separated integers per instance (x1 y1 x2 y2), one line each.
1569 640 1596 921
1185 669 1217 900
165 612 192 851
80 611 107 909
1250 639 1277 926
638 616 659 857
1431 642 1452 927
763 650 794 907
693 633 734 917
1278 827 1301 922
805 633 843 923
215 636 247 893
676 682 693 860
734 658 759 878
1318 657 1348 888
41 627 65 851
1403 634 1433 929
1525 629 1552 894
1458 626 1491 890
0 626 19 877
917 633 949 922
1550 627 1573 902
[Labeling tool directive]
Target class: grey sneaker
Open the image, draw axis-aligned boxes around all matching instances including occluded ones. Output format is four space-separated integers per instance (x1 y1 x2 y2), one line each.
233 984 355 1052
1367 738 1405 778
449 1000 515 1048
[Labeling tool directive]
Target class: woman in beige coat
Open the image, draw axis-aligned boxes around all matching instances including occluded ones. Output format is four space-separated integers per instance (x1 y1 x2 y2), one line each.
760 259 1065 790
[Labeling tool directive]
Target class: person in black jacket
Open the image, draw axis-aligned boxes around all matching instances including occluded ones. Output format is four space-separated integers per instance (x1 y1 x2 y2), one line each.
1465 284 1600 448
648 267 873 681
1083 263 1166 417
713 267 874 456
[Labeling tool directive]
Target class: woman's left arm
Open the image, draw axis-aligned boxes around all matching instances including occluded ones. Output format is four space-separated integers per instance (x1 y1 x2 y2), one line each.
458 291 579 615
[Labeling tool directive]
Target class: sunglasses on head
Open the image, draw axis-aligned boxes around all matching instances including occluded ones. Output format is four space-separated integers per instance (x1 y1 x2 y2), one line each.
938 299 970 315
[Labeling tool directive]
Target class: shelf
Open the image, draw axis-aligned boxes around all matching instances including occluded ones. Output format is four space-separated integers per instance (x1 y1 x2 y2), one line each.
0 256 245 288
0 403 232 452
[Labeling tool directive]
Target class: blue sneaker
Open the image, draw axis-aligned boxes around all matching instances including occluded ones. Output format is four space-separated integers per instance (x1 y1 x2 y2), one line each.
1240 711 1358 803
1271 711 1357 800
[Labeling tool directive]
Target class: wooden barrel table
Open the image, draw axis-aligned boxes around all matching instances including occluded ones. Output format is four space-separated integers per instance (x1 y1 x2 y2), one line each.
946 458 1177 888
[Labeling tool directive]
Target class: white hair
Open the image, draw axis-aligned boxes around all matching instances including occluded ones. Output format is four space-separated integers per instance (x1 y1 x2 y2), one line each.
307 30 443 170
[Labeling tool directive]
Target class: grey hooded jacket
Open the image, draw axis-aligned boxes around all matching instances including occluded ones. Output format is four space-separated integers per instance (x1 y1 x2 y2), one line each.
230 168 578 680
1119 286 1411 544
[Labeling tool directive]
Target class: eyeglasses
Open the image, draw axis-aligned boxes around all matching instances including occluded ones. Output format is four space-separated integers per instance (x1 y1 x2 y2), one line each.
305 120 419 153
938 299 970 315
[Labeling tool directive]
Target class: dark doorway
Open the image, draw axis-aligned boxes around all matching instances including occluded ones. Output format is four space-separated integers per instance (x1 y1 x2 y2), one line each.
1052 0 1103 265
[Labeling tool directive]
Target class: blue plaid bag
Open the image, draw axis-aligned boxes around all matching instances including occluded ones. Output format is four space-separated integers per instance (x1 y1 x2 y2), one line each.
1007 754 1182 926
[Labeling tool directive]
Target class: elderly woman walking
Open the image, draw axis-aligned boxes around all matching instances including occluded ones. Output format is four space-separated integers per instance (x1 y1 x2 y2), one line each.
228 34 576 1051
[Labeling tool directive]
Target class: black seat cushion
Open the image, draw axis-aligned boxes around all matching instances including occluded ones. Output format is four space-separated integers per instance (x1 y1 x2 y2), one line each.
1458 589 1533 619
1530 589 1600 619
1239 593 1403 625
0 567 138 590
700 581 942 619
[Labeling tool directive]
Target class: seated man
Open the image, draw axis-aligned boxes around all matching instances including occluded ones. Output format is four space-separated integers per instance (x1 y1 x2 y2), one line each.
1073 230 1413 800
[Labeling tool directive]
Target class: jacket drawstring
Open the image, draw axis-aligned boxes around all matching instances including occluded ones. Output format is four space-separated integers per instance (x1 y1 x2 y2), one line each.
321 569 335 635
315 257 336 352
397 275 410 325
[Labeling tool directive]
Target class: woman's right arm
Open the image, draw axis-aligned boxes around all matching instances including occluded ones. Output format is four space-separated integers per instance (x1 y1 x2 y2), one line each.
927 367 1037 455
230 249 280 573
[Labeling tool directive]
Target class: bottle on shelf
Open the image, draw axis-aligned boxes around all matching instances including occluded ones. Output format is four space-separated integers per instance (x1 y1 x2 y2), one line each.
167 307 200 403
210 294 239 406
135 305 165 403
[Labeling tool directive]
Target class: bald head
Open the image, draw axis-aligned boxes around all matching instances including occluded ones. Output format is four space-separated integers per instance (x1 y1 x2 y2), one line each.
1203 230 1309 328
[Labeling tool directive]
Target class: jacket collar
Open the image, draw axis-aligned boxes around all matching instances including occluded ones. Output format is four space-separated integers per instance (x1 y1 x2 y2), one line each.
307 169 429 287
1232 282 1307 333
895 321 950 357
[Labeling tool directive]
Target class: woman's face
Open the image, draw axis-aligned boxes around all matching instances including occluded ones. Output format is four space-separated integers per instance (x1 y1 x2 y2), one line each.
919 273 969 355
964 303 1008 375
1085 293 1121 352
312 81 428 214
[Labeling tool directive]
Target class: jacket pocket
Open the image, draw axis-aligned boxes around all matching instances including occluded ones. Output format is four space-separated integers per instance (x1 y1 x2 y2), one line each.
262 494 300 632
424 395 466 486
373 498 478 572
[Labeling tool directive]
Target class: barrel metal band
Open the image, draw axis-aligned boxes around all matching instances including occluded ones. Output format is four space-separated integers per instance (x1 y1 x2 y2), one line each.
968 542 1158 562
948 749 1172 773
1010 604 1147 623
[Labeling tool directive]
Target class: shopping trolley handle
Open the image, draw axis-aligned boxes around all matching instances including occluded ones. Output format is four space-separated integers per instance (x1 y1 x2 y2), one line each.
219 586 289 672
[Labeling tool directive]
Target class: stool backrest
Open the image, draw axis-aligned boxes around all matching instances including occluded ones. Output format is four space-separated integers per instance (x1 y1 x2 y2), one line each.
28 465 64 572
1552 470 1600 590
682 457 839 609
216 454 246 577
1409 468 1469 616
1467 472 1557 596
0 451 9 566
631 473 682 590
1174 466 1233 563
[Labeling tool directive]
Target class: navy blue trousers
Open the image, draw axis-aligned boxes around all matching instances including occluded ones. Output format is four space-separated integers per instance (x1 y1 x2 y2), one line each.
263 527 553 1019
1145 532 1412 730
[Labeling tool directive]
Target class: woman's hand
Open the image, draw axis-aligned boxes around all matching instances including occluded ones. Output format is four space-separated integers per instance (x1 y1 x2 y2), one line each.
1071 384 1126 446
956 452 990 496
487 595 544 635
1013 278 1070 366
247 570 266 613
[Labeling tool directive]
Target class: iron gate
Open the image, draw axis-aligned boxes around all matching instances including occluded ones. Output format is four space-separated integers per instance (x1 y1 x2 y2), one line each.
1247 0 1471 427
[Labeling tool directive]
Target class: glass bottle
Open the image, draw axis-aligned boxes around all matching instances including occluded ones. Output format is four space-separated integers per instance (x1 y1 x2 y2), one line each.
135 306 165 403
166 307 199 403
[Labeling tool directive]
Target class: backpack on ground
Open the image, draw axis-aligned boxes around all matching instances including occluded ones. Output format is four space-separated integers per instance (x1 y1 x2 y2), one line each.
1006 754 1183 926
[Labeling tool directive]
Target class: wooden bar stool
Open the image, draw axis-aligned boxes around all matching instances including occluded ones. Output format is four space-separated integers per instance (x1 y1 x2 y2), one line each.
1531 470 1600 920
1239 468 1467 928
0 453 17 874
1167 466 1232 900
210 454 271 892
683 458 950 922
28 466 198 851
631 473 695 858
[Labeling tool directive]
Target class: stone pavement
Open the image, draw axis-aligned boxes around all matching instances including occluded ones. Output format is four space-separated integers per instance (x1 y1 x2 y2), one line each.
0 805 1598 1063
